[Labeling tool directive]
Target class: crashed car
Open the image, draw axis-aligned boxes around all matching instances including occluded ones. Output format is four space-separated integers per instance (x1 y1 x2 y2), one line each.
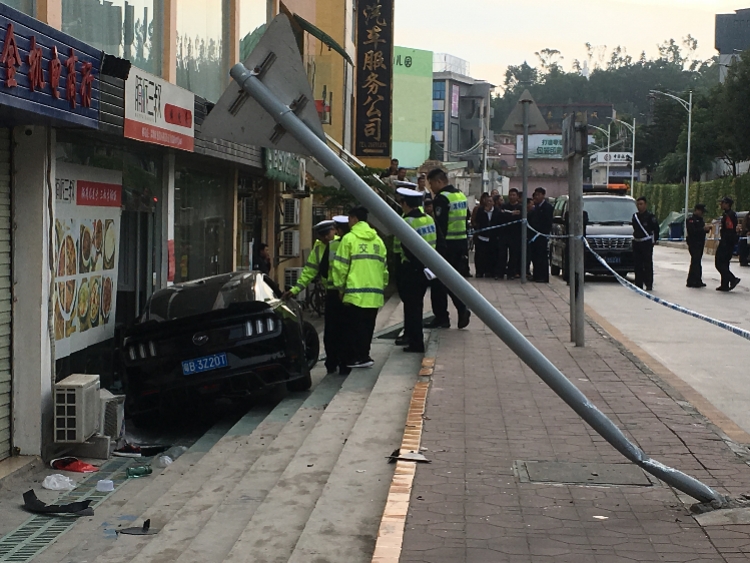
121 272 319 423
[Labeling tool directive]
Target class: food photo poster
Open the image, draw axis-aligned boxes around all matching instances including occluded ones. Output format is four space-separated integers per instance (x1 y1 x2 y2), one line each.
54 163 122 359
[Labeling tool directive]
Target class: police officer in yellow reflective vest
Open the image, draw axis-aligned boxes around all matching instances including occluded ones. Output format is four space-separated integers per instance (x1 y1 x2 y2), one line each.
332 206 388 375
396 186 437 353
425 168 471 329
282 219 340 371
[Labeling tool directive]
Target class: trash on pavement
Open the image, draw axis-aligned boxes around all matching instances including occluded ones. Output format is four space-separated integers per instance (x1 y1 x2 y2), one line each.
126 465 153 478
42 474 77 491
112 442 170 458
163 446 187 460
96 479 114 492
153 455 173 468
50 457 99 473
23 490 93 516
118 519 159 536
387 449 431 464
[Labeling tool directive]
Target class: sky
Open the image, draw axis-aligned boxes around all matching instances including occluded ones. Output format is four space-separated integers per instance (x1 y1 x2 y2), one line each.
394 0 750 89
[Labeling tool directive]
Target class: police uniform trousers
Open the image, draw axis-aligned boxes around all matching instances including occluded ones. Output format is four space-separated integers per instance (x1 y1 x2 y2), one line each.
401 263 429 351
341 303 379 366
715 242 739 289
633 240 654 289
530 236 549 282
506 230 522 278
686 243 704 286
430 242 468 323
324 290 346 372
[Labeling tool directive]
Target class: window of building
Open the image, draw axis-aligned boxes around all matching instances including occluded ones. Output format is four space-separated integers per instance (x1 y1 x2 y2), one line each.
177 0 226 102
432 80 445 100
62 0 162 76
5 0 34 15
239 0 266 61
432 110 445 133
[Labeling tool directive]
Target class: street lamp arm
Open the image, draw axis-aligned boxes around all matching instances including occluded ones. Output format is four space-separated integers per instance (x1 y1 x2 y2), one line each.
649 90 691 112
614 118 634 133
587 124 609 136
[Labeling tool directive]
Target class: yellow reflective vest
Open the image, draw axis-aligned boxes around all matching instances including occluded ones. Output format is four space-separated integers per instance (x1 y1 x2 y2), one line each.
331 221 388 308
290 237 335 296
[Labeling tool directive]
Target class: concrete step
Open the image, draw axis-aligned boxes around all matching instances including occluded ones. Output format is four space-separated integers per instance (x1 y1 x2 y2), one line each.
220 341 394 563
287 341 422 563
127 369 347 563
41 369 331 563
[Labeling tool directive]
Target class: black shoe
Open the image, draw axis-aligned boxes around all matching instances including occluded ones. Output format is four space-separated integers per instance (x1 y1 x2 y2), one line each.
348 358 374 368
534 278 549 283
741 263 750 267
458 309 471 329
424 318 450 329
645 286 652 291
730 278 741 290
326 367 337 375
339 368 351 376
716 286 730 292
700 282 707 287
394 336 409 346
403 346 425 353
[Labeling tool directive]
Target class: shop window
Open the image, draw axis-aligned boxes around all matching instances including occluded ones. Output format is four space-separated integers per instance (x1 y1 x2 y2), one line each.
174 165 232 282
62 0 163 76
177 0 226 102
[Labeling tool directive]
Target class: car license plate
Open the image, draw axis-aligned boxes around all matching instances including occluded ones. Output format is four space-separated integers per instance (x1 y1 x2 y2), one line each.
182 353 228 376
605 256 621 265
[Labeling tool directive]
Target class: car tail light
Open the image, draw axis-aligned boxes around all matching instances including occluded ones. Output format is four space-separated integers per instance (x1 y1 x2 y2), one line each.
245 321 254 337
256 319 264 334
138 343 147 359
128 346 136 361
267 318 275 332
148 341 157 357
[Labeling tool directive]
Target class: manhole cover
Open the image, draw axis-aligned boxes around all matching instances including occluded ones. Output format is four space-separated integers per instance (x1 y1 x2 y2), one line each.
515 461 653 486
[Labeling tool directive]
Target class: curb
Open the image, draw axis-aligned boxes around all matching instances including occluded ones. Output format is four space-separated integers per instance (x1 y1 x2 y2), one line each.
370 331 438 563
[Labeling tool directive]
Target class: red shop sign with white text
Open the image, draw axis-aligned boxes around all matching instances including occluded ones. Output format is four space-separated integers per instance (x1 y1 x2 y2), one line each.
76 181 122 207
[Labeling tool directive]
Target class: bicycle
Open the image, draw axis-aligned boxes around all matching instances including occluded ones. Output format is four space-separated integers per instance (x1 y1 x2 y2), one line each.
303 278 326 317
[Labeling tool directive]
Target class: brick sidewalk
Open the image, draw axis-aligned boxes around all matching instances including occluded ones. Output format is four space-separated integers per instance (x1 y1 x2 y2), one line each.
400 278 750 563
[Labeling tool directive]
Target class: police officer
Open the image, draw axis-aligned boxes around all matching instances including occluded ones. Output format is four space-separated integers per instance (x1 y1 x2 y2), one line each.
396 186 437 353
332 206 388 373
528 187 554 283
715 196 741 292
631 196 659 291
686 203 710 288
425 168 471 329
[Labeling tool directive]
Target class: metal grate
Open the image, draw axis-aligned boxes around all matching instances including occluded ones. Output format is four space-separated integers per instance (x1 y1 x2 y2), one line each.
587 236 632 250
0 457 133 562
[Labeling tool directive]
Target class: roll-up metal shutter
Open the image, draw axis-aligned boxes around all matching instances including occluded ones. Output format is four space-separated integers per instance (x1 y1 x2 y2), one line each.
0 128 11 461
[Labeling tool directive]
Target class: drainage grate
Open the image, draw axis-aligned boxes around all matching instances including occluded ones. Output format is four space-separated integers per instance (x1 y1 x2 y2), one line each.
0 457 133 563
515 460 654 487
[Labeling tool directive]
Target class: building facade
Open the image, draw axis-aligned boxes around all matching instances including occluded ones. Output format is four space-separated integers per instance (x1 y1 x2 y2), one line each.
716 8 750 82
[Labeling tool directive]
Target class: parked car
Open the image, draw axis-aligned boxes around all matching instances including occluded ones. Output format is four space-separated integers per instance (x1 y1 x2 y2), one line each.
550 192 638 279
121 272 319 424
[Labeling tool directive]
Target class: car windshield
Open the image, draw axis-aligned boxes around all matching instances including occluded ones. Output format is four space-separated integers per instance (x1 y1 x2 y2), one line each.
583 198 637 223
143 274 256 322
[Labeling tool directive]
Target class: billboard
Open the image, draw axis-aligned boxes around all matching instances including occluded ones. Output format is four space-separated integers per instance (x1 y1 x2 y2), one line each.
355 0 394 158
517 134 596 159
392 46 432 168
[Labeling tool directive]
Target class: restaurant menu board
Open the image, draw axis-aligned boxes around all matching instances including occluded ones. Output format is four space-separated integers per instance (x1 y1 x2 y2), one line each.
54 163 122 359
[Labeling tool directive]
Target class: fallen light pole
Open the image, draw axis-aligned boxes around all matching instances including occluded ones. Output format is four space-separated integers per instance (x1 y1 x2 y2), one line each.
206 14 720 504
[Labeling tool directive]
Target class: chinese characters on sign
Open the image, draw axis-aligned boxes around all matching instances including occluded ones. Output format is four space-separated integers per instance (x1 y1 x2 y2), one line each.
0 12 99 113
355 0 394 158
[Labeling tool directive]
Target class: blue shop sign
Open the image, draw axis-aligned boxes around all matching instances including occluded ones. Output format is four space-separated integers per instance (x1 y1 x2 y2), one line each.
0 3 101 129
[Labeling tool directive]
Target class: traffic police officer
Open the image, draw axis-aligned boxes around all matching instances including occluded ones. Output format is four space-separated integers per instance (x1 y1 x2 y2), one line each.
686 203 710 288
396 186 437 353
332 206 388 373
631 196 659 291
425 168 471 329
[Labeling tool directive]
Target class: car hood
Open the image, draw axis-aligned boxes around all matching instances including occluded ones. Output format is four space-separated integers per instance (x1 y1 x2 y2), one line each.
586 224 633 237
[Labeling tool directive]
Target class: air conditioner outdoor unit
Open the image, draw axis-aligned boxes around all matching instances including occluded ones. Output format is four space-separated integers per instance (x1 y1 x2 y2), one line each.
281 230 300 257
99 389 125 440
282 198 300 225
54 374 100 443
284 267 305 300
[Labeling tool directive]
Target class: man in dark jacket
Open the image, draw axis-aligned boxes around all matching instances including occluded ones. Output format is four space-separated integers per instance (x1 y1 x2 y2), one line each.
631 196 659 291
715 196 741 291
686 203 710 288
528 187 553 282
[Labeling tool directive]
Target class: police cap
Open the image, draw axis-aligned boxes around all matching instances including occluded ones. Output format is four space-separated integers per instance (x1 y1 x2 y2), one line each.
313 220 335 234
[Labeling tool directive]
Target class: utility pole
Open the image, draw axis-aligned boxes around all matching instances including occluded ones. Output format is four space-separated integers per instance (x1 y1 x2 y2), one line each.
520 91 532 284
482 96 489 193
563 114 586 347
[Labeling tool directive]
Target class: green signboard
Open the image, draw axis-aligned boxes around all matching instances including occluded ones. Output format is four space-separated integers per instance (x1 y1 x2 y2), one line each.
265 149 300 187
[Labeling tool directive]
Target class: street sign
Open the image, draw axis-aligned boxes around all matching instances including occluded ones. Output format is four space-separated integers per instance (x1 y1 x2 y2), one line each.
562 113 588 160
200 15 325 157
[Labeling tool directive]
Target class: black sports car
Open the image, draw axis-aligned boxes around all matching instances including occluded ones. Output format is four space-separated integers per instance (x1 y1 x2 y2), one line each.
121 272 319 423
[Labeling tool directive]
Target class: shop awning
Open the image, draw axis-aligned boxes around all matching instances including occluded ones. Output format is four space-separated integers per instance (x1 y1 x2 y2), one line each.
292 14 353 65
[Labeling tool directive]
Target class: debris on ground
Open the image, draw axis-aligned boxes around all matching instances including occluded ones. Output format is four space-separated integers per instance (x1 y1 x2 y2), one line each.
23 490 93 516
112 442 171 458
50 457 99 473
387 449 431 464
690 494 749 514
41 474 77 491
118 519 159 536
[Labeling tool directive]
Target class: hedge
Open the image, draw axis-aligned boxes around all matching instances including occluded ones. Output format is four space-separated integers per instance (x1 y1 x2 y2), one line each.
632 176 750 223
